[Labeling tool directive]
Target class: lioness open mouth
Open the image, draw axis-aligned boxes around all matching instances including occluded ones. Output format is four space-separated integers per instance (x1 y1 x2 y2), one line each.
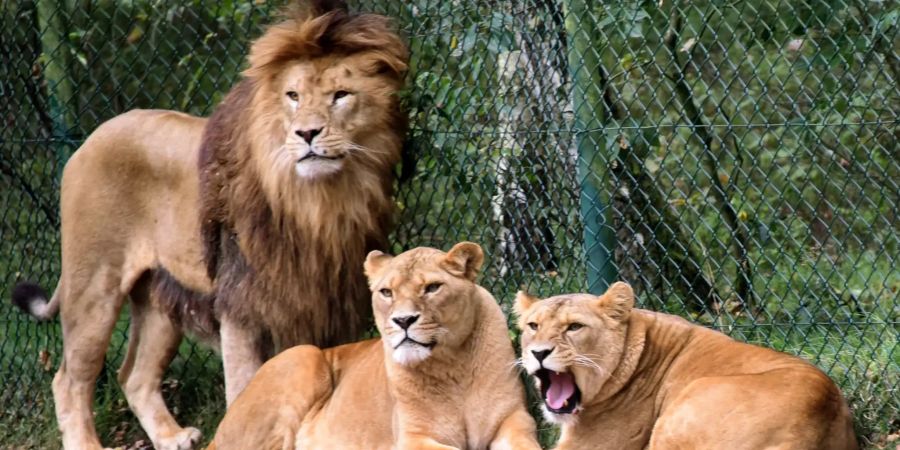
535 368 581 414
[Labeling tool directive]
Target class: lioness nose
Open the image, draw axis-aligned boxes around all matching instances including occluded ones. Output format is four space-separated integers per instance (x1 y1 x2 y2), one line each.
296 127 323 144
392 314 419 330
532 348 554 363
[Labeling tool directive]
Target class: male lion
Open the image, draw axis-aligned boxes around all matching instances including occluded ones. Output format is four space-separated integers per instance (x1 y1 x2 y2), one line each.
206 242 541 450
515 282 858 450
10 2 407 449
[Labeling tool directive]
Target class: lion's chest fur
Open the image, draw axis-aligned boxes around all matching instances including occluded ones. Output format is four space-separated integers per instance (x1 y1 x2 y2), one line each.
209 167 392 350
558 396 657 450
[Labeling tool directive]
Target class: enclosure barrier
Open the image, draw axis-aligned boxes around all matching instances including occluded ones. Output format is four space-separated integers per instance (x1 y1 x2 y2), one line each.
1 0 896 447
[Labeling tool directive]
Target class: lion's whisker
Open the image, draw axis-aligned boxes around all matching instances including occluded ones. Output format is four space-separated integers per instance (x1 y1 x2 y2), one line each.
506 358 527 375
345 143 392 164
348 142 391 155
572 357 606 375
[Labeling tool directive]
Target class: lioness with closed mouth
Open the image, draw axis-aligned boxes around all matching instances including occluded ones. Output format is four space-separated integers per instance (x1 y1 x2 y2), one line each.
515 282 858 450
208 242 541 450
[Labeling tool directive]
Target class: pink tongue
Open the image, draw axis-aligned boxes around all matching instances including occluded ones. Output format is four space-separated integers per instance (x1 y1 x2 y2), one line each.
546 372 575 409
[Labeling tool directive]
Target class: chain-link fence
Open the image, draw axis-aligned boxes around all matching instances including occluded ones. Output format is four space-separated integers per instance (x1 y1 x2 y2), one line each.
1 0 897 447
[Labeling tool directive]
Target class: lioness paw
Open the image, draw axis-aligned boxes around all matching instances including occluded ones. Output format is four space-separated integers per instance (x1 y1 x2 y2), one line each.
154 427 202 450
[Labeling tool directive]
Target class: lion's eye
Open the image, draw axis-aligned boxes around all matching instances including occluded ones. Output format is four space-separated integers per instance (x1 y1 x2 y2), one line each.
567 323 584 332
332 90 350 103
424 283 442 294
527 322 538 331
379 288 392 298
286 91 299 101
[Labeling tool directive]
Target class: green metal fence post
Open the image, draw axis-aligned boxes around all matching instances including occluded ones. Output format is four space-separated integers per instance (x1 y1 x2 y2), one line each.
563 0 617 294
36 0 76 175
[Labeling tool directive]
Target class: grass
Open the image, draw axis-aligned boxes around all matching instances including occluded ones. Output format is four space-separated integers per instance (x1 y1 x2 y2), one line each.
1 308 896 449
0 305 226 450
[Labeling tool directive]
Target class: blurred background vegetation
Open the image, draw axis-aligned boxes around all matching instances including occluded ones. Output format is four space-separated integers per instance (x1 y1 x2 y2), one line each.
1 0 897 448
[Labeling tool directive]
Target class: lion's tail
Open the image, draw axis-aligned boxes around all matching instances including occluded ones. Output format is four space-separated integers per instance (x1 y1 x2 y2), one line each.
11 281 60 321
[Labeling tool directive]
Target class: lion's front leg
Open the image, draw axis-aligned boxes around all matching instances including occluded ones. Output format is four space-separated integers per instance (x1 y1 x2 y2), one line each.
490 409 541 450
396 434 460 450
210 345 333 450
220 318 267 405
120 293 200 450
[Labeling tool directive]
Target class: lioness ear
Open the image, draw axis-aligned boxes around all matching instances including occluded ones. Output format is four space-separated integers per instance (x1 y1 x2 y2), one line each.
364 250 393 279
441 242 484 281
514 290 539 318
596 281 635 321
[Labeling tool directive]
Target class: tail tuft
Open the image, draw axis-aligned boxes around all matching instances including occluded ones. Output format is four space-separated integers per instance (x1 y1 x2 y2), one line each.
11 281 53 320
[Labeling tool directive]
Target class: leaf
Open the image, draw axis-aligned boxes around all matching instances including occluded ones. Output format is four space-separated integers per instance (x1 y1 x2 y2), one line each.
74 51 88 68
67 30 86 44
39 349 52 372
126 26 144 45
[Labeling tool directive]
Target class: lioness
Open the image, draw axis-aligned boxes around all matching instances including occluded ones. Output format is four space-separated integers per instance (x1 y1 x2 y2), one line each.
207 242 541 450
11 2 408 449
515 282 858 450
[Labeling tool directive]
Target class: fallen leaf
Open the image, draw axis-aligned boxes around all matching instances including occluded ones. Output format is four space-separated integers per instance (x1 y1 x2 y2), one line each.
39 350 52 372
787 38 804 52
126 26 144 45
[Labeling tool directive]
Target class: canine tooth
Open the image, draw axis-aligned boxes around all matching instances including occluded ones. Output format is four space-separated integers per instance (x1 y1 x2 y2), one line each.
563 400 568 408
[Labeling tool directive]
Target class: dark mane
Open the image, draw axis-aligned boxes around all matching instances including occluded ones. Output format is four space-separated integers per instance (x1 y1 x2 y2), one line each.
184 3 408 348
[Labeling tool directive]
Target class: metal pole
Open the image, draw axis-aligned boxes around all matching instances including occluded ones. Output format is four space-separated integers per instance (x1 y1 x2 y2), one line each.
563 0 617 294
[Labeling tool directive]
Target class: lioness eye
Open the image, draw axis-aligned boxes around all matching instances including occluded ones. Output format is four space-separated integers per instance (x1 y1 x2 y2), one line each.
527 322 538 331
286 91 299 101
332 90 350 102
424 283 442 294
567 323 584 332
379 288 392 298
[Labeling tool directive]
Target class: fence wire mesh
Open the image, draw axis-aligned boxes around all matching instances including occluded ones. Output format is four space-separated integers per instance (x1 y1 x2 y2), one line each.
1 0 897 447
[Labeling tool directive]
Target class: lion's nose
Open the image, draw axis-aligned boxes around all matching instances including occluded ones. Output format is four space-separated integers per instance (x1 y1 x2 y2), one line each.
532 348 554 363
392 314 420 330
296 127 323 144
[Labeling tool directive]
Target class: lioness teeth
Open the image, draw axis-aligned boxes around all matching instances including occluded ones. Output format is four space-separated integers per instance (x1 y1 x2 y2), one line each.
563 400 568 408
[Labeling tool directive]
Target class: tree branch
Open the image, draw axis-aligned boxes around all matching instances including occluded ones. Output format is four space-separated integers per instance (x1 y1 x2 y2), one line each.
663 3 755 312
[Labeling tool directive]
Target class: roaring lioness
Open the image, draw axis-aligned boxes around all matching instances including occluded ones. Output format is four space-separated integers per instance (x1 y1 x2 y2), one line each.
11 2 408 449
515 282 858 450
207 242 541 450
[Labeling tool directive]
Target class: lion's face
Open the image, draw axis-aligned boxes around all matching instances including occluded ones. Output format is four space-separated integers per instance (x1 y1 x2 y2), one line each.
265 54 400 179
364 242 485 366
514 282 635 423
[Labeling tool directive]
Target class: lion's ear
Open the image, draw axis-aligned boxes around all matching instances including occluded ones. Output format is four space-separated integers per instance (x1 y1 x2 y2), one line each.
514 290 539 318
596 281 635 321
364 250 393 279
441 242 484 281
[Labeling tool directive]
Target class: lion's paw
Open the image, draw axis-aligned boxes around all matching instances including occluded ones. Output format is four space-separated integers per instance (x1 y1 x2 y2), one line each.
155 427 203 450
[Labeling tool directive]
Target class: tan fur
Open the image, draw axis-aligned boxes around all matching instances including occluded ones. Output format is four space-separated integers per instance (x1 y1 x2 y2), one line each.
207 243 541 450
15 4 408 449
515 282 858 450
